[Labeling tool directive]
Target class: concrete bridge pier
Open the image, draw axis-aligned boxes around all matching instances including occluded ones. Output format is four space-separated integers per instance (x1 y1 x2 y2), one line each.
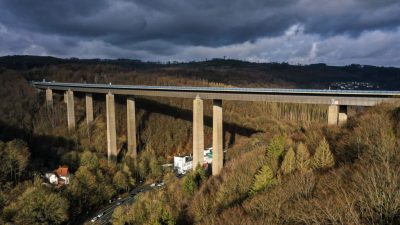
46 88 53 108
193 95 204 170
327 104 339 125
127 97 137 158
106 92 117 162
328 103 349 126
85 93 94 125
338 105 348 126
66 90 75 130
212 99 223 176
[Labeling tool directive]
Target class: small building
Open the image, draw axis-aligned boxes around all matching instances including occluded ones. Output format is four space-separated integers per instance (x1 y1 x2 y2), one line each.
56 166 70 185
174 148 214 175
174 156 193 175
44 166 70 186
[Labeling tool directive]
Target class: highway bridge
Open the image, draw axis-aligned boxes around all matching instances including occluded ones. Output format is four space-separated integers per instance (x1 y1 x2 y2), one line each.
31 81 400 175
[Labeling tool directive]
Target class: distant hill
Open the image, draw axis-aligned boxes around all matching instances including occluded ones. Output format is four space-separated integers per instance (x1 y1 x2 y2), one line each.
1 55 399 90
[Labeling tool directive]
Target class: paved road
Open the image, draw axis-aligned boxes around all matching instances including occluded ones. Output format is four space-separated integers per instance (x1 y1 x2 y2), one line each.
87 184 155 225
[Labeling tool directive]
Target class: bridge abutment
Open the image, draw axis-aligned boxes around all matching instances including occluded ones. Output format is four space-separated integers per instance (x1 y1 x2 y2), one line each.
212 99 223 176
85 93 93 125
127 97 137 158
107 92 117 162
193 95 204 170
66 90 75 130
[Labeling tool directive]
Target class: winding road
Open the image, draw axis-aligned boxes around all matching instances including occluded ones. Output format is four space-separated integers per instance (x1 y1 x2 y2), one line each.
87 184 155 225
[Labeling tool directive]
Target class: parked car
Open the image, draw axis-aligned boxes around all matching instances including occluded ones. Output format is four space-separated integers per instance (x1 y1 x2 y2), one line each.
91 217 97 222
97 212 104 218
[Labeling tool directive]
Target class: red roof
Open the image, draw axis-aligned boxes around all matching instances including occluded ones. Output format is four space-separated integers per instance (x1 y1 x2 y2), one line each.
56 166 68 177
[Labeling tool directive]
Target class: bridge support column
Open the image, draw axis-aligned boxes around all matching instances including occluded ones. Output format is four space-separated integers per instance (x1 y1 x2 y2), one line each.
338 105 348 126
127 97 137 158
85 93 94 125
46 88 53 108
212 99 223 176
193 95 204 170
66 90 75 130
327 104 339 125
107 92 117 162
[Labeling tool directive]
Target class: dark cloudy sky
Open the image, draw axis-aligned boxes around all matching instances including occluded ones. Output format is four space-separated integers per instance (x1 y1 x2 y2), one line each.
1 0 399 66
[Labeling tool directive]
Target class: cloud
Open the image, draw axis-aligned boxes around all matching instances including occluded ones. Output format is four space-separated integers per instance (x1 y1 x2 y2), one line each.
0 0 399 66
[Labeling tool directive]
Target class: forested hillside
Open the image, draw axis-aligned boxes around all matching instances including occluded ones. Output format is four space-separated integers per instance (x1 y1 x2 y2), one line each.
0 56 399 225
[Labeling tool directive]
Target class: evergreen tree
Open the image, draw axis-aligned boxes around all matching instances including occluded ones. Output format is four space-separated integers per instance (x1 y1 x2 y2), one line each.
296 142 311 172
312 138 335 170
266 134 286 159
281 147 296 175
249 165 276 195
266 135 286 172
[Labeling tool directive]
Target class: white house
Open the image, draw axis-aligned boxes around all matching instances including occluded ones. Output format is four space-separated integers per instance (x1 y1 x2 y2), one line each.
44 166 70 186
173 156 193 175
45 173 58 184
174 148 214 175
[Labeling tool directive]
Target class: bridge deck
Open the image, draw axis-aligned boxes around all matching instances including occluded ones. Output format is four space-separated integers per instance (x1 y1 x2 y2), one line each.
31 81 400 106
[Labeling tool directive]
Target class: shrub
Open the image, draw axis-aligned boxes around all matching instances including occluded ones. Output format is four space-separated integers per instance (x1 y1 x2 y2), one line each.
182 166 206 196
182 173 197 196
